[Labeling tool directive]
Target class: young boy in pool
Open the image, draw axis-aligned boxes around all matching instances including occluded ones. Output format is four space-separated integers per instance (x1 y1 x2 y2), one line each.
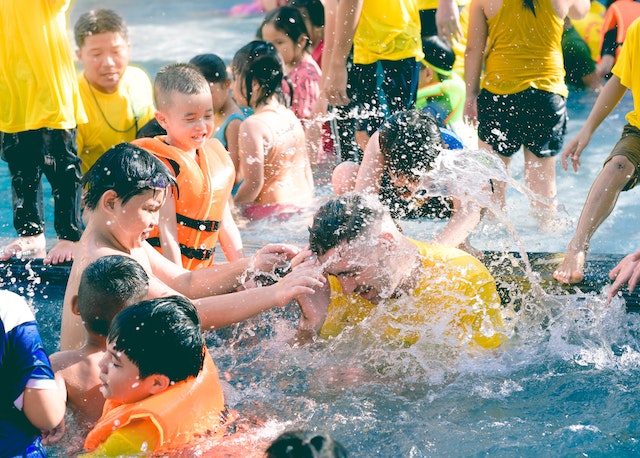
553 17 640 284
50 255 149 428
82 296 227 456
59 142 324 351
134 63 243 267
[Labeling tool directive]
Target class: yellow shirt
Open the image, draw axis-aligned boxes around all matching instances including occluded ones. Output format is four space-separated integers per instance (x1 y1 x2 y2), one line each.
612 18 640 130
353 0 424 65
417 0 470 10
571 1 606 62
481 0 567 97
77 66 155 174
0 0 86 132
320 240 505 349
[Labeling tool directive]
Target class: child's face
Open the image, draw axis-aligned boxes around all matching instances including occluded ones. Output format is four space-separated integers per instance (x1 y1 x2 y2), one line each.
261 23 304 67
111 189 167 249
231 70 248 107
159 91 214 152
77 31 130 94
99 339 155 404
209 80 230 112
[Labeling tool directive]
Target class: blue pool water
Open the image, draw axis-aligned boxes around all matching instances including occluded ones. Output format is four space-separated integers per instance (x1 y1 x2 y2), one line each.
2 1 640 456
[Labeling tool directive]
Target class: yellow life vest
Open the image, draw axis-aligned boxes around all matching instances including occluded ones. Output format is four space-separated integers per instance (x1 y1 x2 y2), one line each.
600 0 640 59
134 136 235 270
83 354 226 456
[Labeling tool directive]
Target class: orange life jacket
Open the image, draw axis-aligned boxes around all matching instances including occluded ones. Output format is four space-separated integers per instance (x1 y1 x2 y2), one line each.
133 136 235 270
600 0 640 59
84 353 226 455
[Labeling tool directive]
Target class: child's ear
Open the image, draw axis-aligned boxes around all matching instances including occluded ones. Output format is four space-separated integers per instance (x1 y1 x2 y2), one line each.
101 190 118 212
155 111 168 130
71 295 81 316
147 374 171 394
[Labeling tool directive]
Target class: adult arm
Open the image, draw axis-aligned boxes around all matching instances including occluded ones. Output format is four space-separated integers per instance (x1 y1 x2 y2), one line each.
463 0 488 123
436 0 463 44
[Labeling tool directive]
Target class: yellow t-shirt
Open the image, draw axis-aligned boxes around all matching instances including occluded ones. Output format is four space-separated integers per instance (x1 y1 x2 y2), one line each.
77 66 155 174
353 0 424 65
612 18 640 130
481 0 567 97
0 0 86 132
319 240 505 349
571 1 606 62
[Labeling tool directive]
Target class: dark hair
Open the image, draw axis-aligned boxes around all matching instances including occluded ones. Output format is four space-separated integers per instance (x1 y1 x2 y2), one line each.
421 35 455 76
74 8 128 48
523 0 536 14
231 40 285 108
266 430 348 458
82 142 177 210
289 0 325 28
308 193 385 257
378 110 444 180
108 296 204 382
259 6 311 51
77 255 149 336
154 63 210 109
189 53 228 84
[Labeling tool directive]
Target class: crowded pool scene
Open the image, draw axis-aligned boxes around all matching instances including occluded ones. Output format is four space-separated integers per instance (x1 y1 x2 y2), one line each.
2 0 640 456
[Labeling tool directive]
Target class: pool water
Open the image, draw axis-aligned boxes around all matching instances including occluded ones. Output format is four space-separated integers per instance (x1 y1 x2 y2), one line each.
3 1 640 456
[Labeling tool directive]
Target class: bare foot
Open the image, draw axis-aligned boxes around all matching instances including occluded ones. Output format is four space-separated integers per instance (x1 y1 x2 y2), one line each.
44 239 76 265
0 234 47 261
553 248 586 284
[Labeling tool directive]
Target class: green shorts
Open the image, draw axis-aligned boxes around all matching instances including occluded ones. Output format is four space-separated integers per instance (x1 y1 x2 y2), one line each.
604 124 640 191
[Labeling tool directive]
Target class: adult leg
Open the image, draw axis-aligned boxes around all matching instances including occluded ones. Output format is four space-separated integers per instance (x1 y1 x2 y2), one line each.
478 139 511 213
553 155 635 284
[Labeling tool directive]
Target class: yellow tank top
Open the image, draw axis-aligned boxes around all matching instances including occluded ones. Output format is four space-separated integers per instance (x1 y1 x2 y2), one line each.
319 240 505 349
612 18 640 129
417 0 470 10
353 0 424 65
0 0 86 132
481 0 567 97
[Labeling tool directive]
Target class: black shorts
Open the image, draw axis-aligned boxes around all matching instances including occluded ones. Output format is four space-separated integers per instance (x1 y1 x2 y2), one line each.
477 87 567 158
604 124 640 191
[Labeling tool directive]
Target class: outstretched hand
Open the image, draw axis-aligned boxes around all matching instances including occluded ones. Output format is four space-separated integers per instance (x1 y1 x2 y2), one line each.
608 249 640 301
273 258 325 307
252 243 301 272
560 131 592 172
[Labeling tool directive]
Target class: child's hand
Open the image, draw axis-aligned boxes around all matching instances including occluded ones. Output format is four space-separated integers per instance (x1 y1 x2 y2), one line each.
252 243 301 272
608 249 640 301
41 418 65 445
273 261 325 307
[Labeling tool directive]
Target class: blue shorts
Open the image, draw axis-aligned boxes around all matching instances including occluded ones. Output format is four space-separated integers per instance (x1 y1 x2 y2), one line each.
477 87 567 158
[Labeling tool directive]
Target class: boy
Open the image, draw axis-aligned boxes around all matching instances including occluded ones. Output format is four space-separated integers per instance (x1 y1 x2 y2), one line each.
554 17 640 284
82 296 226 456
0 0 86 264
133 63 243 268
50 255 149 425
74 8 155 175
295 193 505 349
60 142 323 350
0 290 67 456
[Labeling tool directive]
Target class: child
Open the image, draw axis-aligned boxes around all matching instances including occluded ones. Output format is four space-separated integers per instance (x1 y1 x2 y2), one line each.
416 35 466 130
50 255 149 426
74 8 155 175
289 0 326 68
258 7 323 162
59 143 323 351
134 63 244 268
82 296 226 456
266 430 349 458
331 110 483 253
231 41 315 220
0 290 67 457
554 17 640 284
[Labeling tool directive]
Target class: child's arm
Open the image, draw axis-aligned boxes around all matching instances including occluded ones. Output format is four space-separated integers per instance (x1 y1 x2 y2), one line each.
561 75 627 172
434 197 482 250
23 372 67 431
157 191 183 266
463 0 488 123
218 201 244 262
225 118 243 185
234 118 266 204
608 249 640 301
354 131 385 194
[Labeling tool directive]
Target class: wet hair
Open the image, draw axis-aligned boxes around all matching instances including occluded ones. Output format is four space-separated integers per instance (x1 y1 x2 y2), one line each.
74 8 128 48
77 255 149 336
421 35 455 77
523 0 536 14
189 53 228 84
378 110 444 181
108 296 204 382
289 0 325 28
82 142 177 210
266 430 348 458
231 40 285 108
308 193 386 257
259 6 311 51
153 62 210 109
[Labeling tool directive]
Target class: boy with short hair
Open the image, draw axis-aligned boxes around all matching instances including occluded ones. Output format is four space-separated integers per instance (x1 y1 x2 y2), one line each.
133 63 243 269
74 8 155 175
82 296 226 456
50 255 149 425
59 142 323 351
